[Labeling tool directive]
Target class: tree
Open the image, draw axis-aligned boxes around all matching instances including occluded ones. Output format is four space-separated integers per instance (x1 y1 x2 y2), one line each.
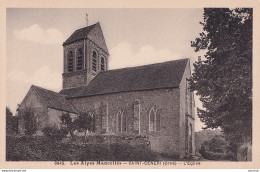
6 107 13 118
189 8 252 150
75 112 95 139
23 108 37 137
6 107 18 135
60 112 77 138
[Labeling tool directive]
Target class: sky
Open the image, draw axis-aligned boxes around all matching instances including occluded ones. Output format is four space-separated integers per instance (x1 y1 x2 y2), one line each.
6 8 206 131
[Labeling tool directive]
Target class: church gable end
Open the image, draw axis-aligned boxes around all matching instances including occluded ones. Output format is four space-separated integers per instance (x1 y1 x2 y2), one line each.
178 59 196 155
87 22 109 53
63 23 96 46
18 86 46 111
19 85 77 114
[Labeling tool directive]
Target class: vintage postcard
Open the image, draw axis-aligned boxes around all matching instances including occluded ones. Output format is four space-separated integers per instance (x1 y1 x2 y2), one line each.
0 0 259 170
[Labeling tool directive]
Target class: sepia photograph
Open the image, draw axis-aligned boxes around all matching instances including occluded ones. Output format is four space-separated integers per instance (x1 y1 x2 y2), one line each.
2 3 258 169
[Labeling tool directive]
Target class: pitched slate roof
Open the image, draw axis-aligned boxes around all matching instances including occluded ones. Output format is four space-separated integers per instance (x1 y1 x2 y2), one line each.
63 23 97 45
60 58 189 98
32 85 77 113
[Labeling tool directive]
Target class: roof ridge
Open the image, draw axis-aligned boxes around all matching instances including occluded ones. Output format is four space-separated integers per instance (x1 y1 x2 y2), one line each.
63 22 99 45
59 85 86 91
100 58 189 73
60 58 190 98
32 85 65 96
60 58 189 92
32 85 77 113
73 22 98 32
31 85 50 108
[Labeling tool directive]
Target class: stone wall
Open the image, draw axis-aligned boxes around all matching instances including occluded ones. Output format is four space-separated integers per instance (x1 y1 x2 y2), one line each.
87 23 108 53
47 108 77 130
68 88 183 156
18 107 47 135
179 60 195 157
17 87 48 135
63 70 88 89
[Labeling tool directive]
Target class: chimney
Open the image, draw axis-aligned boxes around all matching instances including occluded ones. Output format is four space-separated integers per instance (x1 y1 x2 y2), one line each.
85 13 89 26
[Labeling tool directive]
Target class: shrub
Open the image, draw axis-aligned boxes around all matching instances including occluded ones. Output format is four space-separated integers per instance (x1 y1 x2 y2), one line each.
78 143 157 161
198 150 236 161
199 150 222 160
199 135 237 161
110 143 157 161
79 144 113 161
6 135 157 161
6 136 74 161
42 126 67 141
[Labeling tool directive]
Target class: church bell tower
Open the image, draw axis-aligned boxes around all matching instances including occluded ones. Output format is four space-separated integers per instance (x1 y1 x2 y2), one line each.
62 21 109 89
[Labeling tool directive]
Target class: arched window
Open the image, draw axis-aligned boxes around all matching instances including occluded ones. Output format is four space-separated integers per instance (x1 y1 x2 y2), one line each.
67 50 74 72
149 108 160 131
101 57 105 71
92 51 97 72
133 99 141 134
76 48 83 71
117 110 126 132
117 111 122 132
149 108 156 131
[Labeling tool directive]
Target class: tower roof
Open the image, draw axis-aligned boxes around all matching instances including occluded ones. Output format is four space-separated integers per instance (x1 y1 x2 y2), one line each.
63 23 97 46
60 58 189 98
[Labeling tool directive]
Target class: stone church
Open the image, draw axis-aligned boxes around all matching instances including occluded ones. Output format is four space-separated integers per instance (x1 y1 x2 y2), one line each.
17 22 195 157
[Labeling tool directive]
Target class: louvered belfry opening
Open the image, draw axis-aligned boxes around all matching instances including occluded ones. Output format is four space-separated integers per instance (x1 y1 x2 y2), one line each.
92 51 97 72
67 50 74 72
101 57 105 71
77 48 83 71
